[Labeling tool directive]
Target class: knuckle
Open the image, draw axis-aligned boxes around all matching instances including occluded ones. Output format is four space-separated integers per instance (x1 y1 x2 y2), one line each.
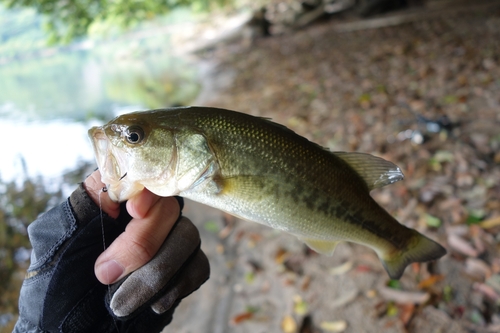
161 197 180 217
126 234 157 264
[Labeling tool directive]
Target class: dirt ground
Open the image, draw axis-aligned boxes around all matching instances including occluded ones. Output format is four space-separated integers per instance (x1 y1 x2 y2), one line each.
166 2 500 332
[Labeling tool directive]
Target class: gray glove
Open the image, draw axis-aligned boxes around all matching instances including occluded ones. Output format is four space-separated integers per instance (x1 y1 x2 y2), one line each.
14 184 210 333
109 217 209 317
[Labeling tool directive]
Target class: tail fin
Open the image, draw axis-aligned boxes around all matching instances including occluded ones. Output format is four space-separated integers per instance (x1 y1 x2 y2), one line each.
380 231 446 279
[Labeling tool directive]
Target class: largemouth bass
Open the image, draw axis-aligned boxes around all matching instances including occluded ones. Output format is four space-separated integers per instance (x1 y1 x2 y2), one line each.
89 106 446 279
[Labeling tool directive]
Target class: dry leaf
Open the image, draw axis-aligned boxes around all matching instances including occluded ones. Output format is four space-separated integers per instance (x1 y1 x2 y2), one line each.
417 275 445 289
464 258 492 280
293 295 308 315
231 312 254 325
355 264 373 273
281 315 297 333
319 320 347 332
275 248 290 264
218 213 235 239
398 303 415 326
378 287 430 304
329 261 353 275
479 216 500 229
301 275 311 291
447 234 479 257
473 283 500 302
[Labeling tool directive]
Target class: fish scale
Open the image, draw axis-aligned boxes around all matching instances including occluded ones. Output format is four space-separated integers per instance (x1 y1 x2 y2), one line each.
89 106 446 279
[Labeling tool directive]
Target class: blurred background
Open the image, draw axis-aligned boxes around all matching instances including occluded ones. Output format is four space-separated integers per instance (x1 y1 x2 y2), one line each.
0 0 499 332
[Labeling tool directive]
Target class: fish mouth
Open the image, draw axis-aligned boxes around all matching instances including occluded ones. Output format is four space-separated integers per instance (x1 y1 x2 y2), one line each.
88 126 133 202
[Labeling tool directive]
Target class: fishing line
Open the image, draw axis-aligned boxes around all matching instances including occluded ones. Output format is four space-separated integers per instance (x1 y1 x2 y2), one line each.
99 187 107 252
99 186 119 332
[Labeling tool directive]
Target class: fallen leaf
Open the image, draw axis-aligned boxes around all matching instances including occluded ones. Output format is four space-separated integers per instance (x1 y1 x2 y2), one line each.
443 285 453 303
386 302 398 317
218 224 233 239
275 248 290 264
248 233 263 243
447 234 479 257
417 275 445 289
282 315 297 333
245 272 255 284
378 287 430 304
301 275 311 291
464 258 491 280
235 230 245 242
472 282 500 302
329 261 353 275
319 320 347 332
293 295 308 315
469 225 486 254
355 264 373 273
398 303 415 326
423 213 442 228
366 289 377 298
486 274 500 292
231 312 254 325
204 220 220 233
479 215 500 229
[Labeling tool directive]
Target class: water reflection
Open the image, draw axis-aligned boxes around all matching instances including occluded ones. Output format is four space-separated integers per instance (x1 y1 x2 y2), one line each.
0 49 201 122
0 6 203 181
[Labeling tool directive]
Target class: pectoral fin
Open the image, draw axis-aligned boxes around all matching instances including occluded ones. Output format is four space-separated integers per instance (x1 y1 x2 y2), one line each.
299 237 341 256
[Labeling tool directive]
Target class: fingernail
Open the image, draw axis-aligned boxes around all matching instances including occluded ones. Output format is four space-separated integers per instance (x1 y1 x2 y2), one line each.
97 260 124 284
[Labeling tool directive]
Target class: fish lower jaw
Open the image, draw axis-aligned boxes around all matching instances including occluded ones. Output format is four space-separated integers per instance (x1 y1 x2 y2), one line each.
106 181 145 202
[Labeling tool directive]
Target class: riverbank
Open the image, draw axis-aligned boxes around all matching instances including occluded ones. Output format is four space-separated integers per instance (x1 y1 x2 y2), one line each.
168 3 500 332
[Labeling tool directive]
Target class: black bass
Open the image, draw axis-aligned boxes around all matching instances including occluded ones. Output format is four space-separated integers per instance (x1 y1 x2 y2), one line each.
88 106 446 279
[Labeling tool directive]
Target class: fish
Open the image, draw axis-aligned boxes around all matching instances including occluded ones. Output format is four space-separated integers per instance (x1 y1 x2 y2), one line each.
88 106 446 279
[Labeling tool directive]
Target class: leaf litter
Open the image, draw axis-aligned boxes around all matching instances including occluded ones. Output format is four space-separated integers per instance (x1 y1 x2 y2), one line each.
193 2 500 332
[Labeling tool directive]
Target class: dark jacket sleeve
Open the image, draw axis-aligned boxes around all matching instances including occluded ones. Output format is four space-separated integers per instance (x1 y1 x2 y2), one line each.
13 184 126 333
13 183 190 333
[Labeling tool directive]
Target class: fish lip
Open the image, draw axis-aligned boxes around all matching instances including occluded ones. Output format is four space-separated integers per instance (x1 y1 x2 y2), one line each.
88 126 124 200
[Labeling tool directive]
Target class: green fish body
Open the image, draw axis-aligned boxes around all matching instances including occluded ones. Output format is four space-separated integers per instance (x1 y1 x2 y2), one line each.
89 106 446 279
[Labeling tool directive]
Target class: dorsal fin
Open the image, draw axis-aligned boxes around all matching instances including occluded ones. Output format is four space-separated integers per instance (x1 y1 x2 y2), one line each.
333 152 404 190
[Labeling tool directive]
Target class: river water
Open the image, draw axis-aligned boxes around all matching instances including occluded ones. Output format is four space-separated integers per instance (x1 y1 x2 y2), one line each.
0 7 216 183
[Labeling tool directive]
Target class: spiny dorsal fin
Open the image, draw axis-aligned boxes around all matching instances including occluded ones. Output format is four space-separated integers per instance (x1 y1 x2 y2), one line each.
333 152 404 190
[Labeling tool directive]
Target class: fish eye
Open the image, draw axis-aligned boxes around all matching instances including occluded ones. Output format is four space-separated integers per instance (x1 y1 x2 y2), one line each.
125 126 145 144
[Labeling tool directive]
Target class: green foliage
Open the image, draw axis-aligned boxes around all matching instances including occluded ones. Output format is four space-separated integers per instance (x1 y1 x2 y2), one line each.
0 175 64 330
2 0 232 44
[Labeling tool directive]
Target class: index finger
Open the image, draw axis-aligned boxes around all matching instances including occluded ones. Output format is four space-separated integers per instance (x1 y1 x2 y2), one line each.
94 190 180 284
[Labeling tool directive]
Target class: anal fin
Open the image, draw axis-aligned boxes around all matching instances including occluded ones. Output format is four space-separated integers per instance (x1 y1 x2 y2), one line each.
299 237 341 256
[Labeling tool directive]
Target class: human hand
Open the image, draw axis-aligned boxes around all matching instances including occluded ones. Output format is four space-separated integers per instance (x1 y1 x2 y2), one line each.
14 170 210 333
85 171 181 285
85 170 210 318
